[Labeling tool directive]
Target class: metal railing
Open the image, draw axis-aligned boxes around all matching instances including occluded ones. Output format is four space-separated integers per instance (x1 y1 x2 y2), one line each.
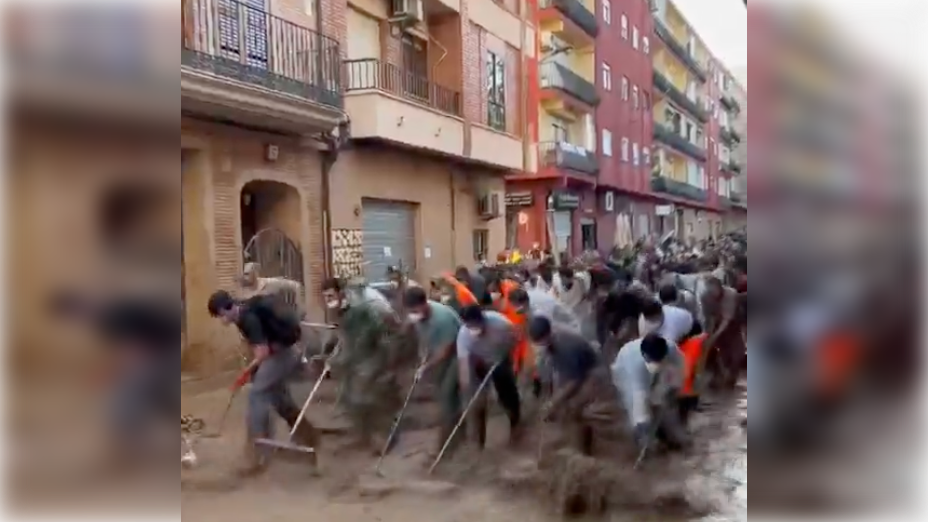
653 70 708 122
653 123 707 161
720 93 742 113
539 141 599 175
344 59 463 117
182 0 342 108
540 62 600 107
720 126 741 145
541 0 599 38
653 19 707 81
651 175 708 202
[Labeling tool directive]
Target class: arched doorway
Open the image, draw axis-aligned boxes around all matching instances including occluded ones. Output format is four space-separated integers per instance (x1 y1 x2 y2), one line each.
240 180 304 308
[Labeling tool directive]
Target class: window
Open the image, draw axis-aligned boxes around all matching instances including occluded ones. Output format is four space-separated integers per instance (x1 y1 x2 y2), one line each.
305 0 314 16
632 85 639 109
402 34 429 99
643 147 651 165
643 91 650 111
632 143 640 166
602 130 613 157
621 76 629 100
698 167 707 190
643 37 649 54
603 0 611 24
486 51 506 131
621 138 630 162
602 63 612 91
473 229 489 262
552 120 569 142
633 27 639 49
714 104 720 120
581 221 598 251
621 15 628 39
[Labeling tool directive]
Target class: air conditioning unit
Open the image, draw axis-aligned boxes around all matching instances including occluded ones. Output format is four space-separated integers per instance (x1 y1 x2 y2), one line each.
391 0 424 23
477 193 501 220
604 192 615 213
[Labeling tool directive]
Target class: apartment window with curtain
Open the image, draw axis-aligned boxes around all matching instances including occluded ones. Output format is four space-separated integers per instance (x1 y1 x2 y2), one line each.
632 143 640 166
602 130 613 157
633 27 639 49
621 138 630 162
622 76 629 100
643 37 649 54
603 0 611 24
643 147 651 165
621 15 628 39
632 85 639 109
486 51 506 131
602 63 612 91
473 230 489 262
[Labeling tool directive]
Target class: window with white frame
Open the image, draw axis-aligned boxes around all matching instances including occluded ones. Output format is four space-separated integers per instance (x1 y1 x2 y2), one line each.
602 129 613 157
710 138 716 156
633 143 640 166
621 15 628 39
632 85 639 109
603 0 611 24
643 147 651 165
622 76 629 100
699 167 707 190
633 27 639 49
643 36 649 54
602 63 612 90
687 161 699 187
621 137 630 162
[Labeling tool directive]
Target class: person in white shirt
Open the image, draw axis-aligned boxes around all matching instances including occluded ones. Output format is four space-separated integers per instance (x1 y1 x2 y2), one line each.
656 285 698 344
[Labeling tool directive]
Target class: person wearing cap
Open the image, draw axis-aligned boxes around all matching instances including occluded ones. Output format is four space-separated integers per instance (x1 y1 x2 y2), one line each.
456 305 523 448
527 316 621 456
611 333 689 453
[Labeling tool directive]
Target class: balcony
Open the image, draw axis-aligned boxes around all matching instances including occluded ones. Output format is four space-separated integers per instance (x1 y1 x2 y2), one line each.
722 160 744 175
540 62 600 110
539 141 599 176
344 58 467 158
653 19 707 81
719 126 741 145
181 0 343 133
651 176 708 202
653 123 707 161
539 0 599 45
720 93 742 114
653 70 708 123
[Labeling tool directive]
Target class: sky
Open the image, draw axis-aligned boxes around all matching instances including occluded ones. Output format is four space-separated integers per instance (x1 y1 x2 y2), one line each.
672 0 748 70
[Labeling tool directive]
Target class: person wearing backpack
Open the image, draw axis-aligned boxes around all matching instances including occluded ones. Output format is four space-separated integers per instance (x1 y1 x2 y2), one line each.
208 290 319 476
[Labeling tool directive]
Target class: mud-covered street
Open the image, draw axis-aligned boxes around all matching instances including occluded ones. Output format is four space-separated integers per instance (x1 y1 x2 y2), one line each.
178 377 747 522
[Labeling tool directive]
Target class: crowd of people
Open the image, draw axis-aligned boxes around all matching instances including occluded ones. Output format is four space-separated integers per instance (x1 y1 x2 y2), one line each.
200 232 749 482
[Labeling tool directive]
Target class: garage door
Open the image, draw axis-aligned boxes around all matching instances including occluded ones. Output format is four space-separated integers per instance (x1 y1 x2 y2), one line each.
362 199 416 283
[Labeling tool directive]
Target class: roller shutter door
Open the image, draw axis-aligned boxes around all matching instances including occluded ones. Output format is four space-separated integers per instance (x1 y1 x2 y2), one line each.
362 199 416 283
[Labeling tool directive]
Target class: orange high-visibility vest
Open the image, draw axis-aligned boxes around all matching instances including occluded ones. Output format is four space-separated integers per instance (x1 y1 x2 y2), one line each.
497 280 530 374
680 334 708 397
442 274 478 307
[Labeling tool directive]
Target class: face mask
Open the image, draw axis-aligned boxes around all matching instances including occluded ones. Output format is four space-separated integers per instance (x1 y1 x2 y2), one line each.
645 361 661 375
407 312 424 323
467 327 483 336
326 300 341 310
440 295 452 304
491 292 502 301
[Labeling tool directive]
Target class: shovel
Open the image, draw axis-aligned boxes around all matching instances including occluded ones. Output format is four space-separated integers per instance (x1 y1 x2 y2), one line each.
374 361 426 476
200 389 239 439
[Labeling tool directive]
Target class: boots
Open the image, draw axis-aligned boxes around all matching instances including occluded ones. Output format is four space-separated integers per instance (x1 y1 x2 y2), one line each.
236 438 268 478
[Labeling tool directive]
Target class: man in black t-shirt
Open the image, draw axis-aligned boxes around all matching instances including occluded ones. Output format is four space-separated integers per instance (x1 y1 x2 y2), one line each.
208 290 318 475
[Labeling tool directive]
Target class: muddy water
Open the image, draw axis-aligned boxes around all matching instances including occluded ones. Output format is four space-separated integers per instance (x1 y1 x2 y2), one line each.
180 379 748 522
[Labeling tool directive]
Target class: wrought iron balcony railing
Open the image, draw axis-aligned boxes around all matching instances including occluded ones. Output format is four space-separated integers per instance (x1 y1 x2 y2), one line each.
653 19 707 81
651 175 708 202
653 70 708 123
539 141 599 175
720 93 742 113
540 62 600 107
344 59 462 116
541 0 599 38
653 123 707 161
720 126 742 145
182 0 342 108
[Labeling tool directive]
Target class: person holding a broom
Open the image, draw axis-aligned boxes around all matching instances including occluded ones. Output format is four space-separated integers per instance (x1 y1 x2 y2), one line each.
207 290 319 476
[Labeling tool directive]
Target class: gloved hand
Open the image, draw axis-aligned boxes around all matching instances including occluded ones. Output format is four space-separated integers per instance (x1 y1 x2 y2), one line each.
231 368 252 391
634 422 652 451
